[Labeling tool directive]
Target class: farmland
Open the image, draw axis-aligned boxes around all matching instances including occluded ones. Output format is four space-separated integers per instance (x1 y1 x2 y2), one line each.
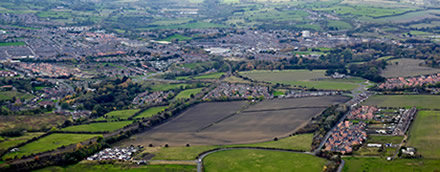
150 83 191 91
204 149 327 172
239 70 363 90
119 96 347 146
3 134 101 159
363 95 440 109
380 58 440 78
159 34 192 42
61 121 132 132
407 111 440 159
134 106 168 119
343 157 440 172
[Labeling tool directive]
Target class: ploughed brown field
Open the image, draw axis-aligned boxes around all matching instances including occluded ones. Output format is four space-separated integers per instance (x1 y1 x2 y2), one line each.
119 96 349 146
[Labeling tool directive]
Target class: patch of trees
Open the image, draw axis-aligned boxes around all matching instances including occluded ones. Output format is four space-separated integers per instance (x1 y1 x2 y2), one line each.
74 77 145 117
348 60 387 82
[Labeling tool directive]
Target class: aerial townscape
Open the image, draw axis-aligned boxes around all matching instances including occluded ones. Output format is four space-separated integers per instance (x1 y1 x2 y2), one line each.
1 0 440 171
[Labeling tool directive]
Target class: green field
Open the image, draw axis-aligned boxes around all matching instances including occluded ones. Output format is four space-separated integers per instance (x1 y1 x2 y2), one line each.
407 111 440 159
159 34 192 42
367 135 403 144
175 88 203 99
3 134 101 159
0 91 34 101
176 72 225 80
96 109 139 120
150 83 191 91
343 157 440 172
0 132 44 151
363 95 440 109
36 163 196 172
134 106 168 119
0 42 25 46
151 134 312 160
239 70 362 90
204 149 327 172
61 121 132 132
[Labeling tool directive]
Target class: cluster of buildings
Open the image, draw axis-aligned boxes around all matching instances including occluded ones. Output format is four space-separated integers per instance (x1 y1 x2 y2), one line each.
378 73 440 89
0 70 17 77
347 106 378 120
392 108 417 136
86 146 139 161
13 63 79 78
324 121 367 154
282 90 341 98
132 91 173 105
203 83 271 100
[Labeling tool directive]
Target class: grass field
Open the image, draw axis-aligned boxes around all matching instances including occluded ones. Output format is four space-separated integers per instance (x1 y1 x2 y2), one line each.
363 95 440 109
61 121 132 132
150 83 191 91
96 109 139 120
343 157 440 172
367 135 403 144
159 34 192 42
0 132 44 151
176 72 225 80
149 134 313 160
407 111 440 159
239 70 363 90
381 58 440 78
204 149 327 172
174 88 203 99
0 42 25 46
0 91 34 101
36 163 196 172
0 114 67 133
134 106 167 119
3 134 101 159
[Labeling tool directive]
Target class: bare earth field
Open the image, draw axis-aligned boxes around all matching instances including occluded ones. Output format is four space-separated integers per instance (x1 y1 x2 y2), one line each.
119 96 348 146
380 58 440 78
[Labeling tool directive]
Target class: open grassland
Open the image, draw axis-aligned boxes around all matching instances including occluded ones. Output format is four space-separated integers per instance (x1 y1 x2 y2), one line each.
147 134 312 160
380 58 440 78
159 34 192 42
61 121 132 132
174 88 203 99
239 70 362 90
96 109 139 120
367 135 403 144
0 132 44 152
0 114 68 132
343 157 440 172
407 111 440 159
204 149 327 172
150 83 191 91
372 9 440 23
0 42 25 46
363 95 440 109
3 134 101 159
176 72 225 80
36 163 196 172
223 76 251 84
134 106 168 119
0 91 34 101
